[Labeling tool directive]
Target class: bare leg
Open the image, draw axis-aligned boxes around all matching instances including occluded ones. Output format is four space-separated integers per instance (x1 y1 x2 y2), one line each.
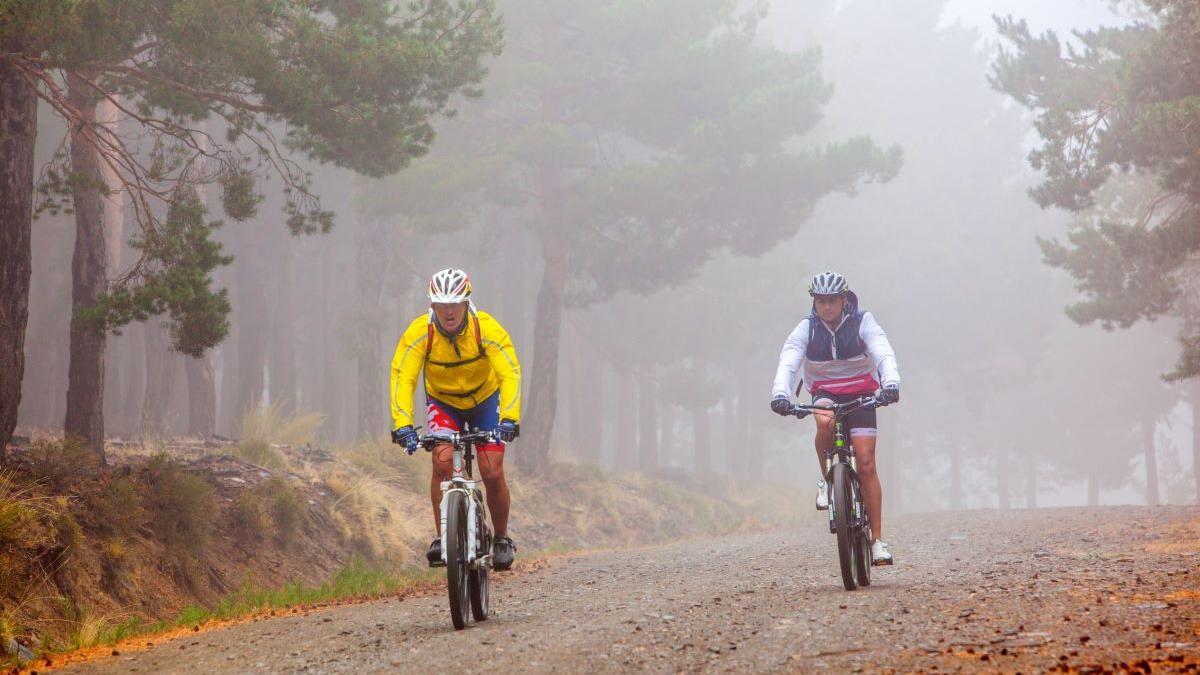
430 443 453 534
813 408 835 480
852 434 882 540
477 450 511 537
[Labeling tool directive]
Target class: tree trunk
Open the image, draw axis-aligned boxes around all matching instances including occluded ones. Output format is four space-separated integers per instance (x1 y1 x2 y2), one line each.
722 394 739 478
1144 418 1159 506
185 355 216 437
1026 459 1037 509
693 407 711 481
565 324 592 462
217 339 239 437
948 444 962 509
660 399 675 470
502 233 530 407
996 447 1010 509
0 54 37 459
638 373 658 475
63 73 110 462
99 100 127 437
236 231 267 419
140 319 179 436
888 408 901 514
739 373 762 481
520 233 567 474
269 232 297 414
354 214 388 441
319 245 345 442
613 365 636 471
119 319 145 435
1193 383 1200 505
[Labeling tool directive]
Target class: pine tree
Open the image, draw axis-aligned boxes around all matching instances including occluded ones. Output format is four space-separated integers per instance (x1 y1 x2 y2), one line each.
0 0 503 457
991 1 1200 379
383 0 901 473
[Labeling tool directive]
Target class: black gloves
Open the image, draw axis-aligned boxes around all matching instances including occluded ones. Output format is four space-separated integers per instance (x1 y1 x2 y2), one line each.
770 396 793 416
497 419 519 442
391 425 420 454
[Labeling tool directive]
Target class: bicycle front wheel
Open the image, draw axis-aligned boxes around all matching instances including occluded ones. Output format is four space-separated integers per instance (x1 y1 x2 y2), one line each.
469 506 490 621
446 490 471 630
853 477 872 587
830 462 859 591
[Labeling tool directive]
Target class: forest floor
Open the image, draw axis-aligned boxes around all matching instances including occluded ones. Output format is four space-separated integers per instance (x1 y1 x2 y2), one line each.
1 430 794 670
43 506 1200 674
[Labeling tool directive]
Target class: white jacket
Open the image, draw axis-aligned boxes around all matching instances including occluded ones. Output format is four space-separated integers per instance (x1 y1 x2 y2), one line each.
771 311 900 399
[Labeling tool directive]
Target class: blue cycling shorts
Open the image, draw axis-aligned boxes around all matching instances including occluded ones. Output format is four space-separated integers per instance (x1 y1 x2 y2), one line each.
426 390 505 452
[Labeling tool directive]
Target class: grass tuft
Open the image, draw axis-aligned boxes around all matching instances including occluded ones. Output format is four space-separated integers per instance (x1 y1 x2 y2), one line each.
26 437 98 491
142 454 215 555
232 438 286 470
238 401 325 446
88 475 144 538
173 559 438 628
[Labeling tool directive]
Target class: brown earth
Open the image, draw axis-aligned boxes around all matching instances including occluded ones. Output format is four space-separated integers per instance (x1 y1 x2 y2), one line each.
1 433 778 661
47 506 1200 674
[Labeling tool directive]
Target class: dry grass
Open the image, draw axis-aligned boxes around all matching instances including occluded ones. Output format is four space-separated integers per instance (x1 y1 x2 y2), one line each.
322 466 418 564
238 401 325 446
232 438 286 470
0 472 42 551
142 454 215 556
26 437 99 491
88 475 144 538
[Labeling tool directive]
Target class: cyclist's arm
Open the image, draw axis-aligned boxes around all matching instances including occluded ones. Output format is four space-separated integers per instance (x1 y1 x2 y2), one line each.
480 314 522 423
859 312 899 388
772 319 810 400
389 319 428 429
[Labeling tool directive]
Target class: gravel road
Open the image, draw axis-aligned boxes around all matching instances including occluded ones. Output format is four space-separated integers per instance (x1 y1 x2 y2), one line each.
61 506 1200 673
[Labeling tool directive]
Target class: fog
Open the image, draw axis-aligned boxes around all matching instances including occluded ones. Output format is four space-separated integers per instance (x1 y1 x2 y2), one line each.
17 0 1196 511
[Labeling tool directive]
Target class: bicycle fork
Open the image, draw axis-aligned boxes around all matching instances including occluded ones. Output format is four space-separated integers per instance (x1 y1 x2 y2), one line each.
438 480 487 569
826 433 861 534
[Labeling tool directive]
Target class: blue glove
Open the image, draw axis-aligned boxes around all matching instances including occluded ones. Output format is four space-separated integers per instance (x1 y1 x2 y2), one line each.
497 419 519 442
391 425 419 454
877 385 900 404
770 396 793 416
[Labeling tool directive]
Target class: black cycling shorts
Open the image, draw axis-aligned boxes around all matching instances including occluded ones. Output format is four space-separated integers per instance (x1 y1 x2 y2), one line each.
811 390 877 436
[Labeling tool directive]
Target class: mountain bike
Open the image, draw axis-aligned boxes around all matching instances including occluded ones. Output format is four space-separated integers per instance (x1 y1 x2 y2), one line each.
792 394 889 591
419 426 495 629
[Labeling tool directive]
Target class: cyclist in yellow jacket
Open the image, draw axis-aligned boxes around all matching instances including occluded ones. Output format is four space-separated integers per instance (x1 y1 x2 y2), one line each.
390 268 522 570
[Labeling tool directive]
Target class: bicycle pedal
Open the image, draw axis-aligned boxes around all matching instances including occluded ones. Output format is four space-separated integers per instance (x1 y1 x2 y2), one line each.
872 558 894 567
428 560 446 568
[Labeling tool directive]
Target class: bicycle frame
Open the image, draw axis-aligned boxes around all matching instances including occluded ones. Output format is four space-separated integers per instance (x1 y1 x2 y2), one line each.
793 396 879 533
427 428 494 570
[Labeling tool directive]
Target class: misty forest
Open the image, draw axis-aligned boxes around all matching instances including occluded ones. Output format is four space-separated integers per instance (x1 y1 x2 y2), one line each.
1 0 1198 671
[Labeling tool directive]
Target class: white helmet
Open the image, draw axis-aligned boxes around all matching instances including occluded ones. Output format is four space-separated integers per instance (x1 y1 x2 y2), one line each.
428 268 472 303
809 271 848 296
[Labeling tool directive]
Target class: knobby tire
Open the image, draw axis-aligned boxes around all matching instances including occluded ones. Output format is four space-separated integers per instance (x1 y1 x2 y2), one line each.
830 462 858 591
853 473 872 587
469 498 489 621
446 490 471 629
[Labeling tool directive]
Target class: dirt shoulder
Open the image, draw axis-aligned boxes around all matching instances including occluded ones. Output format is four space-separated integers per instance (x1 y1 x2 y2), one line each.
50 506 1200 674
1 433 793 666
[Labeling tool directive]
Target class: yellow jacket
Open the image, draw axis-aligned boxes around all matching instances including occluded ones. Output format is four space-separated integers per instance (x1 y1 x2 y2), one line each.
390 309 521 429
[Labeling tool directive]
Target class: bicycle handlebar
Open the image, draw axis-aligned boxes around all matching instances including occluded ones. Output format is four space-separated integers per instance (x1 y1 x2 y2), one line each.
418 429 499 449
791 394 888 419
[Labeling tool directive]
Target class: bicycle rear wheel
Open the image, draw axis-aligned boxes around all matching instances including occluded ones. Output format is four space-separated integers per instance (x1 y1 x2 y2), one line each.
445 490 471 630
830 462 858 591
469 504 489 621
